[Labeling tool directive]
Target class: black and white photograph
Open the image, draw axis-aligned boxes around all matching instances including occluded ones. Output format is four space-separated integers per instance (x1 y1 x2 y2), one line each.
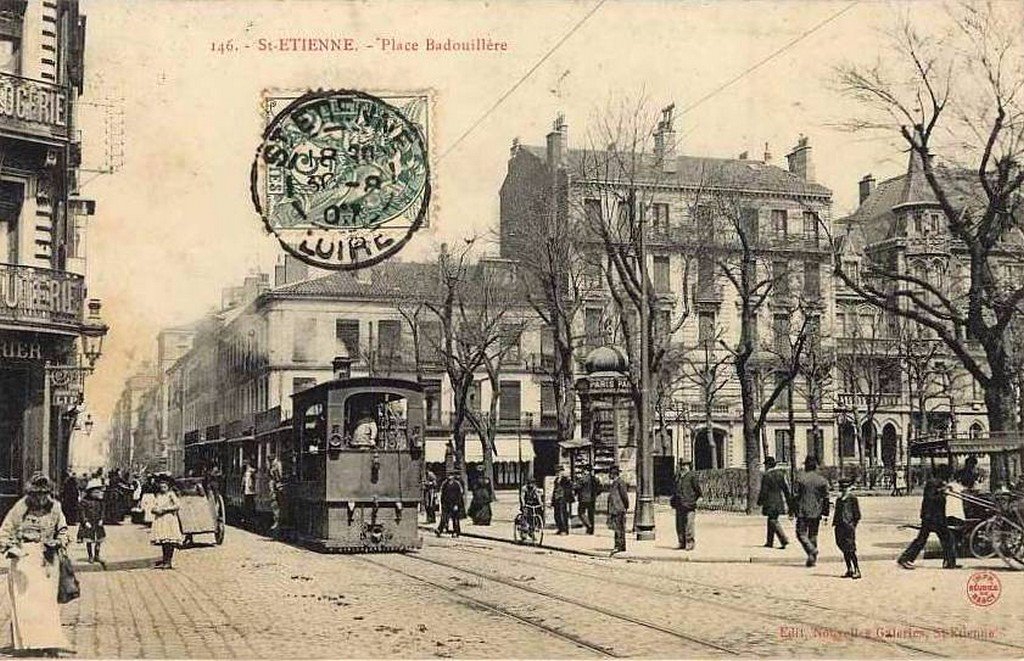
0 0 1021 657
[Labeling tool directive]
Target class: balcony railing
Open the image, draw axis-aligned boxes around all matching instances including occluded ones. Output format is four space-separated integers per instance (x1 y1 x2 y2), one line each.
0 263 85 329
424 410 557 432
0 72 70 142
836 392 902 409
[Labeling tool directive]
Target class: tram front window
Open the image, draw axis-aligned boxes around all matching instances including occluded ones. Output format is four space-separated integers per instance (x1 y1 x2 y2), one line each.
299 401 326 479
345 393 409 450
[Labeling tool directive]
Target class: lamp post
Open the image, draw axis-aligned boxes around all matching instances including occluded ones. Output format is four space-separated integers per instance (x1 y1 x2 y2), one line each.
42 299 107 482
635 189 655 541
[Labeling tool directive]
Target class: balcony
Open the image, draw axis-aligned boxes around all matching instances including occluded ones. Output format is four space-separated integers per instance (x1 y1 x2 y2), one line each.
0 263 85 332
424 410 557 433
692 283 724 305
0 72 70 144
836 392 902 409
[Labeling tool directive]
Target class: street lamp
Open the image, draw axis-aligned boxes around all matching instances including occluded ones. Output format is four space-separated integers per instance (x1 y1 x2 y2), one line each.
81 298 109 368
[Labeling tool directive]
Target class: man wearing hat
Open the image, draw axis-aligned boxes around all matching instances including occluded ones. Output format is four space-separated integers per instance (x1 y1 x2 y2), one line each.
833 477 861 578
606 465 629 555
791 456 830 567
671 459 701 550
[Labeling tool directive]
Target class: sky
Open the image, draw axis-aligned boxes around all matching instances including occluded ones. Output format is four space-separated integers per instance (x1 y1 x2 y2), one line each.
69 0 987 465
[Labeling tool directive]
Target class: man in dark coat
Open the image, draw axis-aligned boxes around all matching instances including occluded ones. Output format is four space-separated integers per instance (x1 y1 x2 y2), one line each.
757 456 791 549
898 463 958 569
574 468 598 535
792 456 830 567
551 466 574 535
422 470 438 524
833 477 862 578
436 474 465 538
61 471 80 525
671 460 701 550
607 465 629 555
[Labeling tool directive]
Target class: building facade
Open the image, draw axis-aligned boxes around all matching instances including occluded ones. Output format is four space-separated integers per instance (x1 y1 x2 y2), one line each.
0 0 100 515
500 112 840 473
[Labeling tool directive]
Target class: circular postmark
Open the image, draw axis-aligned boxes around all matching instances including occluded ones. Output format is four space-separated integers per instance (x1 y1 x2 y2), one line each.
966 570 1001 607
251 89 430 270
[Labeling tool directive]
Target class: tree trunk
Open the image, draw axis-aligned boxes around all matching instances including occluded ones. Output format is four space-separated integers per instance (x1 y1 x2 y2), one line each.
787 382 796 467
737 356 760 514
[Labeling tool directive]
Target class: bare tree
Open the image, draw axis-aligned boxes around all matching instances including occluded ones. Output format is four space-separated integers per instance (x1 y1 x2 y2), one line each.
680 329 732 466
832 1 1024 435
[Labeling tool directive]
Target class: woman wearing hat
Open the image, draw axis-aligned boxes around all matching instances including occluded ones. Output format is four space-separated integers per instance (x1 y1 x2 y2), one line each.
77 478 106 565
0 473 71 654
150 474 183 569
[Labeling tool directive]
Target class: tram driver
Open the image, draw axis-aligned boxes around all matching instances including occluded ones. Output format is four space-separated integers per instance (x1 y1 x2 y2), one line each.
350 414 379 448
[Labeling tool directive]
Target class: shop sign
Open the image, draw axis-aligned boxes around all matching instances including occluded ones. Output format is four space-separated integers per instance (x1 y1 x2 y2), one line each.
0 72 69 140
0 264 85 327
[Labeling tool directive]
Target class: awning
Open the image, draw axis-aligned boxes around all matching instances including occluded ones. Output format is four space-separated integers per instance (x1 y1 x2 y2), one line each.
559 438 592 449
424 438 535 463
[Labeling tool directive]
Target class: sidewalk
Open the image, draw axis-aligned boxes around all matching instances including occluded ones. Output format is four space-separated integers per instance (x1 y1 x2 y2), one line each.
422 491 934 564
0 521 161 575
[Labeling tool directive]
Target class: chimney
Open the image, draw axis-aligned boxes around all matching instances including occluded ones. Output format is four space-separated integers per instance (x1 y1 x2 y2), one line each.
332 355 352 380
546 113 567 169
858 174 875 205
274 254 309 287
509 136 520 159
653 103 677 173
763 142 772 164
785 135 814 182
738 150 749 160
354 265 372 285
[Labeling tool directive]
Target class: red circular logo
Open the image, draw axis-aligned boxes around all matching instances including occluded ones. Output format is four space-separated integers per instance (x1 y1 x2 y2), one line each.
966 570 1001 607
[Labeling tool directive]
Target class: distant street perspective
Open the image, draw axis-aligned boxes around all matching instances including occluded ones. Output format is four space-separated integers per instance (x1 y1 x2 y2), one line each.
1 0 1023 658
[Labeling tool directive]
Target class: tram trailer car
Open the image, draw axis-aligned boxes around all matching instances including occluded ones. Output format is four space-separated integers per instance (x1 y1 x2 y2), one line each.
288 377 425 552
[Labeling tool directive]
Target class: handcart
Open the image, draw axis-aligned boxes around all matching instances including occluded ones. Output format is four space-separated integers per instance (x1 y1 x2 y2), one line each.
175 477 226 547
948 488 1024 569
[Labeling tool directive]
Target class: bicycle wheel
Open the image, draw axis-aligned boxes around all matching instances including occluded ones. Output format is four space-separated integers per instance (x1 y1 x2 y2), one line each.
513 514 524 543
968 518 996 559
993 519 1024 569
533 513 544 546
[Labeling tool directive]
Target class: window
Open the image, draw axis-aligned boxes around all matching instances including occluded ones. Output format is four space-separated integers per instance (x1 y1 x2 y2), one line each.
654 309 671 342
423 379 442 425
0 181 24 263
584 198 602 224
540 382 556 426
802 211 819 244
499 323 522 362
807 429 824 462
653 255 670 292
773 314 791 356
774 430 791 463
773 261 790 298
292 318 317 362
842 259 859 287
378 319 402 360
928 212 942 234
771 210 788 239
467 381 482 411
420 319 442 362
335 319 360 359
292 377 317 394
694 204 714 226
0 38 19 75
803 261 820 300
741 207 759 239
499 381 521 423
697 257 715 297
698 310 716 344
585 307 604 347
651 203 669 233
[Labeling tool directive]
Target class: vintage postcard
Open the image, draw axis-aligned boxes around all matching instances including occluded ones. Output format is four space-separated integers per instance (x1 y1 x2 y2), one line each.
0 0 1021 658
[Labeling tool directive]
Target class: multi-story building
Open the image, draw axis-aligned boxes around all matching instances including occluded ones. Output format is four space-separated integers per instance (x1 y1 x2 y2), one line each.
500 112 838 472
134 257 560 489
0 0 103 515
835 152 991 474
107 365 157 471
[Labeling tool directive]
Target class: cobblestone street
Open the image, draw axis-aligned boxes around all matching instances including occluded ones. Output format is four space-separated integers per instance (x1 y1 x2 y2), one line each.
1 522 1017 658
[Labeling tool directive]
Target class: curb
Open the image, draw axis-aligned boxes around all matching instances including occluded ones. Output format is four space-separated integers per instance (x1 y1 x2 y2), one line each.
0 555 161 576
420 524 902 564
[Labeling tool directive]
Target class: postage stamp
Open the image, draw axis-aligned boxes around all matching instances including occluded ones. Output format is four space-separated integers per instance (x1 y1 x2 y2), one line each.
250 89 431 270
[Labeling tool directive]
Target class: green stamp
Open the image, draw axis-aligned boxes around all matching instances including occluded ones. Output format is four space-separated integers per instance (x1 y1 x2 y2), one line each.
250 89 430 270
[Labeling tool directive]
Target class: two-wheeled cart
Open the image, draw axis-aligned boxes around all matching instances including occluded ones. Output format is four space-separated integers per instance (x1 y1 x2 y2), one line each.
175 477 226 547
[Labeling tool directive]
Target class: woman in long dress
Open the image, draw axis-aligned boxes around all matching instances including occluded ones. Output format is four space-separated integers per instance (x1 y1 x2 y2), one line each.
150 474 184 569
0 473 71 656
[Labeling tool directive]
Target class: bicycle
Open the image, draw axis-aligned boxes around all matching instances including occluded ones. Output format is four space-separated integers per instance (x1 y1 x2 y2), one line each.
513 504 544 546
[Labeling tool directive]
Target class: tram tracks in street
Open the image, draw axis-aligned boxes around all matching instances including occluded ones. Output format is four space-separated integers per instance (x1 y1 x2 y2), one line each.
434 539 1022 658
425 540 974 658
356 552 744 657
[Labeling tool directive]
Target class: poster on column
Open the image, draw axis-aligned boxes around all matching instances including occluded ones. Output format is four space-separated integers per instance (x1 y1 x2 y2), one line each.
13 0 1016 657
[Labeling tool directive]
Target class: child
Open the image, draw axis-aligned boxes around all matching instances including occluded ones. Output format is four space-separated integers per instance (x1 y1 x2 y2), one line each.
833 477 861 579
150 474 183 570
77 478 106 566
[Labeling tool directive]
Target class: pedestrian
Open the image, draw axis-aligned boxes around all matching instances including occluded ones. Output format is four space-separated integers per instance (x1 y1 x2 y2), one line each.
60 471 80 526
891 465 907 496
574 467 598 535
0 473 70 655
468 469 493 526
898 464 959 570
241 461 257 528
607 465 629 556
671 459 701 550
435 473 465 538
77 478 106 566
551 465 574 535
792 456 830 567
833 477 861 579
150 474 183 570
757 456 791 549
422 470 438 524
955 456 979 490
268 453 285 534
139 476 157 525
